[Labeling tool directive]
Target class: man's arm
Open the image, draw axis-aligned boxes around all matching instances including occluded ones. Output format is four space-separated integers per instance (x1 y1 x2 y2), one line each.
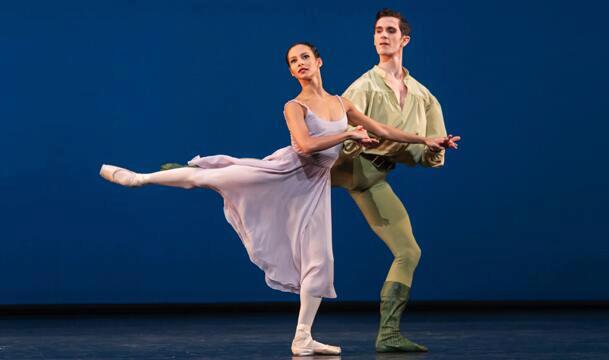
342 97 446 151
420 93 448 168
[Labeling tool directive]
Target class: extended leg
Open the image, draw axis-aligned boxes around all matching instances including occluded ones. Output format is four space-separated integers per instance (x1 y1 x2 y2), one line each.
349 180 427 352
100 164 205 189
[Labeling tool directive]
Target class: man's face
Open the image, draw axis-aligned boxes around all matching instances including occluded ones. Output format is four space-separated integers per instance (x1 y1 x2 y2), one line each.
374 16 409 56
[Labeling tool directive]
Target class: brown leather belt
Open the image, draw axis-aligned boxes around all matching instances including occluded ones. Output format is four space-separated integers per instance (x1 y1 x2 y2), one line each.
360 153 396 171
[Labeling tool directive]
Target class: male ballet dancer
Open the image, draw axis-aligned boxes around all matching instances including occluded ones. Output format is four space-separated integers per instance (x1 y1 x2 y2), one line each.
331 8 460 353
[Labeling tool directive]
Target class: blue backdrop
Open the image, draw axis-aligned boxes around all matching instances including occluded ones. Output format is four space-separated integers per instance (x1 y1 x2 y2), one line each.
1 0 608 304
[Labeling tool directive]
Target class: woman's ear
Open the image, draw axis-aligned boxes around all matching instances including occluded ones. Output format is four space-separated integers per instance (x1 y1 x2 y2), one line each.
318 58 323 68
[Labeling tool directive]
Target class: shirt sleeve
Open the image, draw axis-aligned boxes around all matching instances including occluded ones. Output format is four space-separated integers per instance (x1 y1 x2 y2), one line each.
342 82 368 114
420 93 448 168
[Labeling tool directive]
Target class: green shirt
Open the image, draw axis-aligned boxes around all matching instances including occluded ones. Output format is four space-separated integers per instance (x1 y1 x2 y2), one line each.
342 65 447 168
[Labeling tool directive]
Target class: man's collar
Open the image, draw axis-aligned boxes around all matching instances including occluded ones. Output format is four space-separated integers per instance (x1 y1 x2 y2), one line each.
372 65 410 83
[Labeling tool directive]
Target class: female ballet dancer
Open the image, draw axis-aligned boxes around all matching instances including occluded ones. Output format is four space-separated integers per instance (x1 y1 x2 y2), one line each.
100 42 449 356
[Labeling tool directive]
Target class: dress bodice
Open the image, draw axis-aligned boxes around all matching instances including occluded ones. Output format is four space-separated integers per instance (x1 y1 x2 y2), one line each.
285 97 349 167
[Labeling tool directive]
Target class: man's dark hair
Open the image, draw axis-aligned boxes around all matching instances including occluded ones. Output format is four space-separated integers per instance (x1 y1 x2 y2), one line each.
374 8 411 36
285 42 321 66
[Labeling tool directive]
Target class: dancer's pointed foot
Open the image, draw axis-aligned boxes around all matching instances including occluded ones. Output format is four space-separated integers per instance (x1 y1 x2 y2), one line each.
291 325 341 356
99 164 145 187
375 332 428 353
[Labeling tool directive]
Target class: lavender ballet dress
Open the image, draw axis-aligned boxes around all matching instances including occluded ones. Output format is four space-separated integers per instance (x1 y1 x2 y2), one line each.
187 97 348 298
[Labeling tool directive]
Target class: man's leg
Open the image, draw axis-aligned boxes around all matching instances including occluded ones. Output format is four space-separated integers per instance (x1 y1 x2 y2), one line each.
349 180 428 352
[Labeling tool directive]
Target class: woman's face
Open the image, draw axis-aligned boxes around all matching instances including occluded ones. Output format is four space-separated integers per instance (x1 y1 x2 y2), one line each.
287 44 322 80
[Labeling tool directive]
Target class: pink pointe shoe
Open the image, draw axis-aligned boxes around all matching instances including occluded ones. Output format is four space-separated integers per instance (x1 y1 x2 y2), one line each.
99 164 145 187
291 325 341 356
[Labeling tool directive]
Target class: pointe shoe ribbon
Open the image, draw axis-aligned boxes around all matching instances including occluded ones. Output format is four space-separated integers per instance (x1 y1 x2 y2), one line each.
99 164 144 187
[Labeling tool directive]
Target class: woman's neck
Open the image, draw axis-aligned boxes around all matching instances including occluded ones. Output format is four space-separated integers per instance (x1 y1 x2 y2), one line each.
299 75 326 98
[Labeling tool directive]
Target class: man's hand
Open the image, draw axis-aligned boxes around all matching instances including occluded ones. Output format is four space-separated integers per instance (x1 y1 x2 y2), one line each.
425 134 461 152
442 134 461 150
424 137 447 152
358 137 380 147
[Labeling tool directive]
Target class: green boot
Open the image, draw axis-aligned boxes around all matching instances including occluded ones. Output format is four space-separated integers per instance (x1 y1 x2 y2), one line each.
160 163 188 171
375 281 428 353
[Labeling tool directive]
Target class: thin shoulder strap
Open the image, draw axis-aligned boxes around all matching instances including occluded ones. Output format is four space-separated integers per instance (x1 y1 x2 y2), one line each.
335 95 346 115
285 99 309 117
287 99 309 109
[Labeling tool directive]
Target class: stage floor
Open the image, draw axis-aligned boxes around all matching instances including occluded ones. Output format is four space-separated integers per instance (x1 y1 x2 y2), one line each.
1 309 608 359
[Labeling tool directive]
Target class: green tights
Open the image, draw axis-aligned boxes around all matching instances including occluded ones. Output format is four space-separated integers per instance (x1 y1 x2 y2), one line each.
332 156 421 287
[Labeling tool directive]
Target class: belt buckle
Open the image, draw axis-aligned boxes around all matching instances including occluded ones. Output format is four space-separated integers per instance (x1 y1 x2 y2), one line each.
371 155 386 169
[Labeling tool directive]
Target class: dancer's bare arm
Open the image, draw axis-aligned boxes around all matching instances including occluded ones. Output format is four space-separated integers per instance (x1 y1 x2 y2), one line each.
340 97 459 152
284 102 377 155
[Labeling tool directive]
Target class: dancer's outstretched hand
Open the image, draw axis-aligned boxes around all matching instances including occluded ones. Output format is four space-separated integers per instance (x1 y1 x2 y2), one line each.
424 137 447 152
442 134 461 150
